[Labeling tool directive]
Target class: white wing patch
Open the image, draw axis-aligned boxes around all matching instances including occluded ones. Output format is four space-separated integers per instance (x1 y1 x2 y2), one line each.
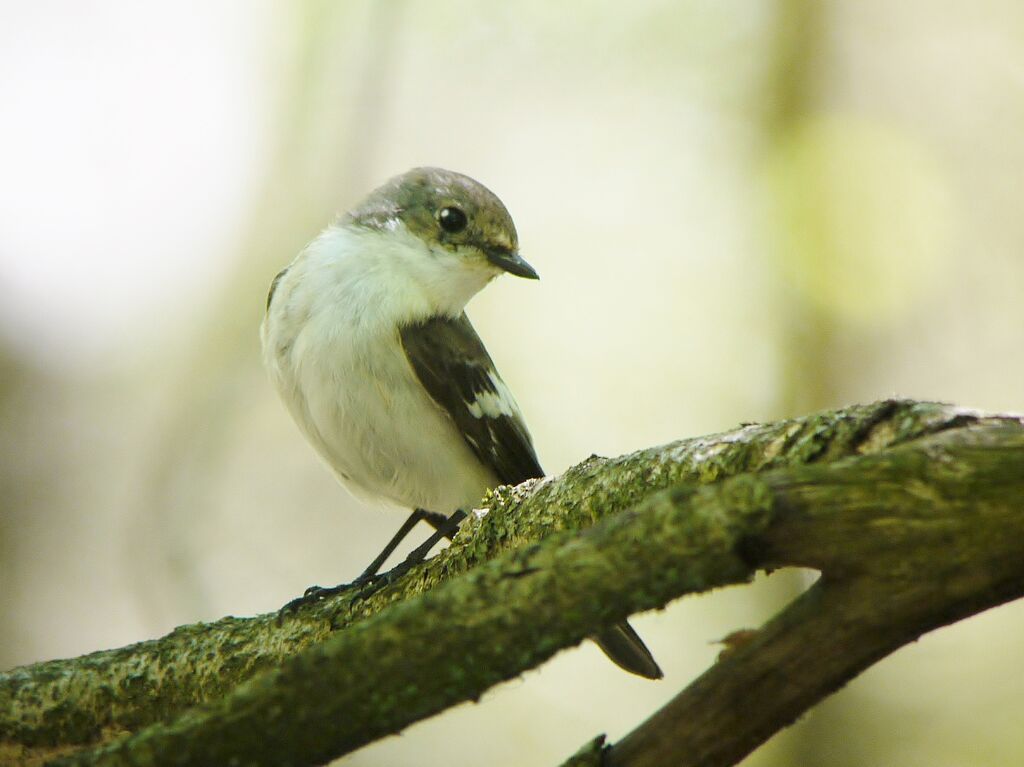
466 373 519 419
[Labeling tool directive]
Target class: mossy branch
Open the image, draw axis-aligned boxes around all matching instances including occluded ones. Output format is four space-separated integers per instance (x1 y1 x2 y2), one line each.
1 401 1021 766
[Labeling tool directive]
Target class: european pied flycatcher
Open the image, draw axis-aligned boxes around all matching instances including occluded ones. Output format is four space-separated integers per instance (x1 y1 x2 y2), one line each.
261 167 661 679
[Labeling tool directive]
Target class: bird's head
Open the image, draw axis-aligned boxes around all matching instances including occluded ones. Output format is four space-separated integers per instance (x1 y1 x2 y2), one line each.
342 168 538 316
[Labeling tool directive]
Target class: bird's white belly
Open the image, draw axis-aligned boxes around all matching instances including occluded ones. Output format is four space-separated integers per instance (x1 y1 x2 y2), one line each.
268 319 497 514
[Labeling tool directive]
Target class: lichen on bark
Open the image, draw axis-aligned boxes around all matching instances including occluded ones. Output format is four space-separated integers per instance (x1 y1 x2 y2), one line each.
1 400 1021 767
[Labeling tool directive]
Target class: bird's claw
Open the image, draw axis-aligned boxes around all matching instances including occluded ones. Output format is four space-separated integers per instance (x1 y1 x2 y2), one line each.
348 562 414 603
276 571 394 624
277 582 354 623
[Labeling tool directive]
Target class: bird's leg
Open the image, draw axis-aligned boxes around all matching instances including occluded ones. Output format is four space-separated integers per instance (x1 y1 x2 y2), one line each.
398 509 466 561
278 508 441 618
419 509 451 533
349 509 467 602
350 508 443 584
278 508 465 617
338 509 459 593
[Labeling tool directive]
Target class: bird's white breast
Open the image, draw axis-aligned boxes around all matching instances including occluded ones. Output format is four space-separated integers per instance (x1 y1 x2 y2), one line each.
261 224 499 513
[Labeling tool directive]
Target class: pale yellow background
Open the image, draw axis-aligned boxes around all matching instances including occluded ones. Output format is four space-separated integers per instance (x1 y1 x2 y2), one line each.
1 2 1022 765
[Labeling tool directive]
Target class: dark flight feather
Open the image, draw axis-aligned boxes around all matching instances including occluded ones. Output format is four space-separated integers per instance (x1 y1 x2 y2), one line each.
399 313 543 486
399 313 663 680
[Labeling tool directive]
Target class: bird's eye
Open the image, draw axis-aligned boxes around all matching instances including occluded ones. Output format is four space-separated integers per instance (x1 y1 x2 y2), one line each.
437 206 468 233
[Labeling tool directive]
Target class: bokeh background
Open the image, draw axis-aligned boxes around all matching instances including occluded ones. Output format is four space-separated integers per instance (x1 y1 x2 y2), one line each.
2 2 1023 765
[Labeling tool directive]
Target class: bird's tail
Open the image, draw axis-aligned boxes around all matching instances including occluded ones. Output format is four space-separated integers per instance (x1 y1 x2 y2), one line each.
592 620 663 680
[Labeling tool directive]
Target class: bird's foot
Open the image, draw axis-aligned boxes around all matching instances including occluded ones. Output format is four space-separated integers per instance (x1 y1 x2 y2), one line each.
276 571 385 623
346 559 417 603
348 510 466 601
275 510 467 623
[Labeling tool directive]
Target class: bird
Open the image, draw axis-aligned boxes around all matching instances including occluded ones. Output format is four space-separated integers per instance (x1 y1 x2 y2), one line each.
261 167 662 680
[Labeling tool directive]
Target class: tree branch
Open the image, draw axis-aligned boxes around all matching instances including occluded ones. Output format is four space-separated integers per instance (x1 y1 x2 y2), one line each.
1 401 1020 767
603 418 1024 766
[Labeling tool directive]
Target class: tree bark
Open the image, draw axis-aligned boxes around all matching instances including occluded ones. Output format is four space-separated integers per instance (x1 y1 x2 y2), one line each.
1 400 1021 767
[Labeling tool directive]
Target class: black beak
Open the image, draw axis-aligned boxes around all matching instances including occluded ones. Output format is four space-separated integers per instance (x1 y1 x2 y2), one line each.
485 248 540 280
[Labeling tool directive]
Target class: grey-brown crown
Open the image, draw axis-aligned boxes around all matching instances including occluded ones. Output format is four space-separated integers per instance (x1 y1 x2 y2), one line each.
346 167 519 256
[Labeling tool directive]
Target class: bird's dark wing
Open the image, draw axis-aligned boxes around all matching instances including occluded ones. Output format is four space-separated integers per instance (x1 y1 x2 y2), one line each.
399 313 544 485
401 314 663 680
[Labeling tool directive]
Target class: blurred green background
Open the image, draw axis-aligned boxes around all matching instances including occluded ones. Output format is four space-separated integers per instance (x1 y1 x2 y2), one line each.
1 2 1022 765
